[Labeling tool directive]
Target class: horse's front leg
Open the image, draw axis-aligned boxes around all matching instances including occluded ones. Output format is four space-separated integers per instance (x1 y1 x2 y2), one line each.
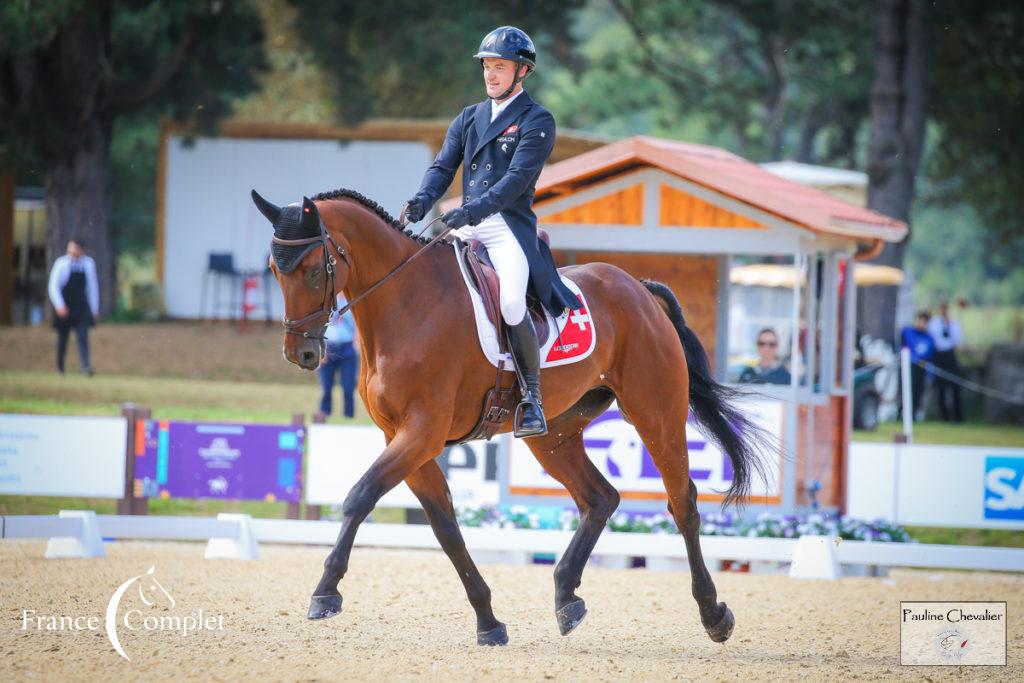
405 460 507 645
307 418 448 620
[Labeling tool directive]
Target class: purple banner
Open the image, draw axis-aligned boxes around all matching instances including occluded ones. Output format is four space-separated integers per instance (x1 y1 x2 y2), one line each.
135 420 304 503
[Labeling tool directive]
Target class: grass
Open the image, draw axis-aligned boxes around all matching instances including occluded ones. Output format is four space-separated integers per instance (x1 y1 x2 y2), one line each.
853 420 1024 447
904 526 1024 549
0 369 374 425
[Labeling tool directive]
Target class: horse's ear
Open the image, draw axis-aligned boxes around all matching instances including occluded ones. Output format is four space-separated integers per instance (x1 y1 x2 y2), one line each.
301 196 321 233
251 189 282 224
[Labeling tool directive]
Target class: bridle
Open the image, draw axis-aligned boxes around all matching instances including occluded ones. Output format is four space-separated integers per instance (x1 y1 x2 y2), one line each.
271 212 449 341
271 226 350 340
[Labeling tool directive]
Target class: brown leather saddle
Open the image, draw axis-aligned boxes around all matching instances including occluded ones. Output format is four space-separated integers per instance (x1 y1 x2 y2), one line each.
447 229 555 444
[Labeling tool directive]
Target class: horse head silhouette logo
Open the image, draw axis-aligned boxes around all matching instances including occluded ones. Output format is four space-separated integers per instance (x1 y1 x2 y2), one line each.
105 566 174 661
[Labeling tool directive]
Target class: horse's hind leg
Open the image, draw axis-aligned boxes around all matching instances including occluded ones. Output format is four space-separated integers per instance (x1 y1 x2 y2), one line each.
613 377 735 643
404 460 507 646
675 480 734 642
523 388 619 635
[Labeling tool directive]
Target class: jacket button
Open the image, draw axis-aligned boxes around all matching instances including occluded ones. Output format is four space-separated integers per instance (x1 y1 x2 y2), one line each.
485 163 492 171
471 163 477 170
469 180 476 187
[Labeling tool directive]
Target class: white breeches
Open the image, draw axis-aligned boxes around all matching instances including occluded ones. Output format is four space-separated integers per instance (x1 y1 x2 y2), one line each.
451 214 529 325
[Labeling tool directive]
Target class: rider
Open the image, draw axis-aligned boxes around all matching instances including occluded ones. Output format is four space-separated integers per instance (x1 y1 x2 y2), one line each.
404 26 578 438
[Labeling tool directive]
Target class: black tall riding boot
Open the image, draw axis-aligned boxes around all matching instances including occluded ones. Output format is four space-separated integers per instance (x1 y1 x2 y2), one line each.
506 314 547 437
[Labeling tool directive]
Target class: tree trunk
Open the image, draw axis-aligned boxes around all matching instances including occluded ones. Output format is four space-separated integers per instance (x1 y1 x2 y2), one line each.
860 0 930 345
45 117 116 317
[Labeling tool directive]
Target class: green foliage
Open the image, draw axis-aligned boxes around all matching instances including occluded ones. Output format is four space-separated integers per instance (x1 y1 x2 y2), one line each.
0 0 83 55
0 1 268 162
111 116 159 253
286 0 584 123
907 201 1024 307
546 0 874 164
927 0 1024 262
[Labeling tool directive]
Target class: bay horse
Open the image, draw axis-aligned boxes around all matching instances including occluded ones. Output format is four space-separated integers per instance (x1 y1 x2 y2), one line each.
252 188 770 646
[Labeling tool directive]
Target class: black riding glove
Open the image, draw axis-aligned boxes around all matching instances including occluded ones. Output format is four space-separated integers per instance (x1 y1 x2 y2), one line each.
441 207 470 229
404 198 425 223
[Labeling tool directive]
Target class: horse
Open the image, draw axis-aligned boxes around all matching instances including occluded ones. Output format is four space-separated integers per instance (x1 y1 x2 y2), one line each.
252 187 771 646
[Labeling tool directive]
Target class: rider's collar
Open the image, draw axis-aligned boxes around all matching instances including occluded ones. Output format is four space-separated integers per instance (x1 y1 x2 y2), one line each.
490 88 524 115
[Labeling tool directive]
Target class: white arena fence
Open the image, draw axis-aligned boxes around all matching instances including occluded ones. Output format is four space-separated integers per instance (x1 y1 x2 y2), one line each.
3 511 1024 580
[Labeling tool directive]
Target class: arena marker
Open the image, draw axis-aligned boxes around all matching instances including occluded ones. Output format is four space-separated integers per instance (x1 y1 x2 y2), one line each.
787 534 840 580
204 513 260 561
45 510 105 559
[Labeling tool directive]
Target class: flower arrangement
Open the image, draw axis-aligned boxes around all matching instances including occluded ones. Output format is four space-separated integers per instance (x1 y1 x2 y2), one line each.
455 506 913 543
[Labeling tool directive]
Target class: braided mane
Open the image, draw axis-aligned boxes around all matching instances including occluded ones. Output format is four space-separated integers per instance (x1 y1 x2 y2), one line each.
311 188 434 245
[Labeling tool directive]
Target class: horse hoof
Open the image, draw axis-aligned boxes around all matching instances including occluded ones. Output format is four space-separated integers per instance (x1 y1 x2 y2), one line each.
307 594 343 620
705 603 734 643
556 599 587 636
477 623 509 646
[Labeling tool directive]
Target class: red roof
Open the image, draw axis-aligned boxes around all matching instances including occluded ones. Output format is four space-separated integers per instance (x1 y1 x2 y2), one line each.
536 136 907 243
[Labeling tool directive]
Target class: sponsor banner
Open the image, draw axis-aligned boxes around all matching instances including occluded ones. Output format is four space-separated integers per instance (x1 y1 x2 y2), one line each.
847 443 1024 529
135 420 304 503
305 424 500 508
901 601 1006 666
0 414 126 498
507 400 782 504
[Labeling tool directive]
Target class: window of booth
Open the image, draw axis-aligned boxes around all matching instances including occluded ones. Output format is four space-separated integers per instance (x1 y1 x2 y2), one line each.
724 252 840 400
724 255 800 389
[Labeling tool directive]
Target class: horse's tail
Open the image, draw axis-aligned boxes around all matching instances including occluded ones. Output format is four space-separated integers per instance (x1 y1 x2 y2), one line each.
640 279 771 509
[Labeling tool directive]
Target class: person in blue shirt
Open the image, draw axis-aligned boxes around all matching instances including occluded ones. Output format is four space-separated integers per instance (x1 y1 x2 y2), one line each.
317 294 358 419
900 311 936 421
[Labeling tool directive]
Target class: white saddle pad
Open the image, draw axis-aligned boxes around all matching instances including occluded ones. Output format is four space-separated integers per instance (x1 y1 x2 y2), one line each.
452 242 597 370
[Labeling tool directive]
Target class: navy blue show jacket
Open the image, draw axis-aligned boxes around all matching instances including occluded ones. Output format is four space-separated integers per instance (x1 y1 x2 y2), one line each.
412 91 579 318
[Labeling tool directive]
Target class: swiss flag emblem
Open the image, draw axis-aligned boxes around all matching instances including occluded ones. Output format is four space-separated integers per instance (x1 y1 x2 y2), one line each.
546 296 595 363
503 124 518 135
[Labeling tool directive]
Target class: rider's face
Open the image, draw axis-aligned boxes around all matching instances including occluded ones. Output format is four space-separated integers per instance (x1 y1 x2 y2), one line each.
482 58 523 100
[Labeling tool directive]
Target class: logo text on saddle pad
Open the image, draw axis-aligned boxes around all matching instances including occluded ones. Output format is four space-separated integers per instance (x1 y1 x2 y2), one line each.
546 297 594 363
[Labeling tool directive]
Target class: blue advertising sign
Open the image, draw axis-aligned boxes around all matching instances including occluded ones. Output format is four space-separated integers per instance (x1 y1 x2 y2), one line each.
984 456 1024 521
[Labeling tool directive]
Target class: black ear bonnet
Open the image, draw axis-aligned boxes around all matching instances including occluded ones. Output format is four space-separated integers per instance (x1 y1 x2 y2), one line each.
252 190 323 274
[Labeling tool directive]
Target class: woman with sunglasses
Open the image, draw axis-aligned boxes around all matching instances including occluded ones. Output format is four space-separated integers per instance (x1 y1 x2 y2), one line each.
739 328 791 385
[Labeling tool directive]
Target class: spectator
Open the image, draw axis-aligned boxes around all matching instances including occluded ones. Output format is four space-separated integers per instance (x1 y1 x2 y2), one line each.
900 311 935 421
927 301 964 422
739 328 791 385
317 294 358 419
47 237 99 376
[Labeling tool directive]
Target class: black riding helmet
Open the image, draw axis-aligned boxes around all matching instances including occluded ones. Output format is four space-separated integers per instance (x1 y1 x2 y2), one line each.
474 26 536 100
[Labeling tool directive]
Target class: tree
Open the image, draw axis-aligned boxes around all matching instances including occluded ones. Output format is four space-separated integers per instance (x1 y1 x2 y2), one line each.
0 1 267 315
287 0 584 124
600 0 874 164
927 0 1024 261
860 0 930 344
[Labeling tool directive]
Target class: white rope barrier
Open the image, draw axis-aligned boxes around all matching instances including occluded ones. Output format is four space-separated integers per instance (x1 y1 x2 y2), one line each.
916 359 1024 406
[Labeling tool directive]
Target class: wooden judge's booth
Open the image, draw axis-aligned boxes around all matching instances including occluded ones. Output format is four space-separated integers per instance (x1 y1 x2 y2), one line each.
525 136 906 512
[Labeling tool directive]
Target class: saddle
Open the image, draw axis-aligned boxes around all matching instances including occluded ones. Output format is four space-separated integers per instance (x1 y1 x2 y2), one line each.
447 229 553 444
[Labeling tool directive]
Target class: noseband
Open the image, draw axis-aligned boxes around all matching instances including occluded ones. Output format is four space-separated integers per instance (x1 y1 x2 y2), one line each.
271 226 350 340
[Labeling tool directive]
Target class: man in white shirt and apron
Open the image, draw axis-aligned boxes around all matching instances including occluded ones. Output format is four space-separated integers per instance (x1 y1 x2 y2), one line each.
47 237 100 376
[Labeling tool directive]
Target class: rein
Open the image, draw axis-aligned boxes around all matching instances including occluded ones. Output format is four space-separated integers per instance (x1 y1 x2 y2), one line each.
272 215 450 339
